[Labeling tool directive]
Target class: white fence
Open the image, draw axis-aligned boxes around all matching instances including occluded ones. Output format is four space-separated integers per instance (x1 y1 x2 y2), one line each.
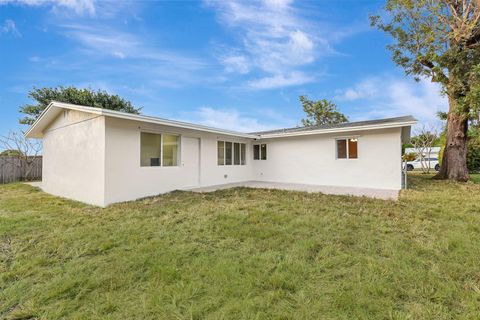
0 156 42 184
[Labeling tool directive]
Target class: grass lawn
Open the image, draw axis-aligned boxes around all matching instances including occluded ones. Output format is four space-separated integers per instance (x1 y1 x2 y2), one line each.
1 175 480 319
471 173 480 183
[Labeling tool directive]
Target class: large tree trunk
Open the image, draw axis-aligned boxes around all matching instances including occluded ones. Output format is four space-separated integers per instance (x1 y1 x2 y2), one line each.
434 96 469 181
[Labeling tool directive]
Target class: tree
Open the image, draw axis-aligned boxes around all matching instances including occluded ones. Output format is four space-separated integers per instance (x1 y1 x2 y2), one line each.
411 125 440 173
0 131 42 181
371 0 480 182
0 149 24 157
20 86 141 125
299 96 348 126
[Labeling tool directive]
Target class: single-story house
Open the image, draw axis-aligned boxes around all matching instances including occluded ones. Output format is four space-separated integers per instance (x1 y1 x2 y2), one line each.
25 101 416 206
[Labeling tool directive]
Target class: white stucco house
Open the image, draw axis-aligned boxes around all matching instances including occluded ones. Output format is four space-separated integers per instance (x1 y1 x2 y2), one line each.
25 101 416 206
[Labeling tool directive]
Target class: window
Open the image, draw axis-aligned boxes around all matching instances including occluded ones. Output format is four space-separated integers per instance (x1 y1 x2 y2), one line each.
162 134 179 166
225 142 232 165
234 143 240 165
217 141 247 166
336 138 358 159
240 143 246 165
141 132 179 167
254 144 267 160
141 132 161 166
260 144 267 160
253 144 260 160
217 141 225 165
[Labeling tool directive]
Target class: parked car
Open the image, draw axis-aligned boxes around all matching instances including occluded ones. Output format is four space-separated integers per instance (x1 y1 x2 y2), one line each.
405 157 440 171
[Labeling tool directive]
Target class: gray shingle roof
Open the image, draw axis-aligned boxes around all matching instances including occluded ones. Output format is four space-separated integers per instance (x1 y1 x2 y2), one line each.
250 115 417 135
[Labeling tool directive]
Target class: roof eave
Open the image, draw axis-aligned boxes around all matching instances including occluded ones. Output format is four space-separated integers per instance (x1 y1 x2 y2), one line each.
256 120 418 139
24 101 257 139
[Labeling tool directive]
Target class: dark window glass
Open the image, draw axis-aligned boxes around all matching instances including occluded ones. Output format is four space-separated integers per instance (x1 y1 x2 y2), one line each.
253 144 260 160
234 143 240 165
261 144 267 160
348 139 358 159
337 139 347 159
225 142 232 165
217 141 225 165
240 143 246 165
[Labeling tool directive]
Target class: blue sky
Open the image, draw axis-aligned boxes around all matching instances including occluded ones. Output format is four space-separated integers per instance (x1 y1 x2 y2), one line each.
0 0 447 137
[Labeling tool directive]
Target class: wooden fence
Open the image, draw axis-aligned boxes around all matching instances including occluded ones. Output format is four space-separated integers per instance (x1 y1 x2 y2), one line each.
0 156 42 184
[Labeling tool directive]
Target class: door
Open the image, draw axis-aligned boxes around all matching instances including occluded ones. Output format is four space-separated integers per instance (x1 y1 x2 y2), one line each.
181 137 200 188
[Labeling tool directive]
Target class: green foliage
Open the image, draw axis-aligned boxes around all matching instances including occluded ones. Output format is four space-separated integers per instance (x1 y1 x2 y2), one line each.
402 152 417 161
371 0 480 119
299 96 348 126
0 149 24 157
467 137 480 172
20 86 141 125
1 176 480 318
410 131 441 147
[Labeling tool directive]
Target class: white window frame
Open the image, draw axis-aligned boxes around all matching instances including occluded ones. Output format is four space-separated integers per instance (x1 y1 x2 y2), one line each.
217 140 247 166
335 137 359 160
253 143 267 160
140 130 181 167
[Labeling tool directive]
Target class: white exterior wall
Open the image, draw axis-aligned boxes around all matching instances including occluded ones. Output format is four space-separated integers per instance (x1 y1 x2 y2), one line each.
39 109 405 206
103 117 254 205
252 128 403 190
41 110 106 206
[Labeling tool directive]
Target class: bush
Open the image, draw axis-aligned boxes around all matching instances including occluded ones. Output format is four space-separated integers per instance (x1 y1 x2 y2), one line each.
467 139 480 172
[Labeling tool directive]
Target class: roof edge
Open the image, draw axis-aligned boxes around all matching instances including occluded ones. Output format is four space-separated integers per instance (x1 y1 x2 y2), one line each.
257 119 417 139
25 101 257 139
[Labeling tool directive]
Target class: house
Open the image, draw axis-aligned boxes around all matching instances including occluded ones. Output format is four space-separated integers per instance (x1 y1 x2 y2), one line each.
25 101 416 206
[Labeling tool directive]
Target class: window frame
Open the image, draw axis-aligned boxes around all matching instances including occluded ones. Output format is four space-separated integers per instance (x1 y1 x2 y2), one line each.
217 140 247 166
253 143 267 160
335 137 359 160
140 130 181 167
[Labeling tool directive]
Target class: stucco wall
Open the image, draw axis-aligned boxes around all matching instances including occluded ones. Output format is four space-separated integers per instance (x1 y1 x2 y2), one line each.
42 110 106 206
103 117 254 205
40 110 404 206
252 127 403 190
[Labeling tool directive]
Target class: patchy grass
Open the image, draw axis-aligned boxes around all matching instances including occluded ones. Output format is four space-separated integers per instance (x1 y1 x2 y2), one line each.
1 175 480 319
471 173 480 183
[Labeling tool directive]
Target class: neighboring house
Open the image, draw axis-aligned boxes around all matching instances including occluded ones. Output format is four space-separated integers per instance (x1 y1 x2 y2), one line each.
405 147 441 159
25 102 416 206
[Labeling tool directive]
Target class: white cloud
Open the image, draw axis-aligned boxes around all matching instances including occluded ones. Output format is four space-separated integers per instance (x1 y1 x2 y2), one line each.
337 76 448 124
222 55 250 74
247 72 313 89
62 24 205 69
0 0 96 15
206 0 329 89
183 107 285 133
335 77 379 101
0 19 21 36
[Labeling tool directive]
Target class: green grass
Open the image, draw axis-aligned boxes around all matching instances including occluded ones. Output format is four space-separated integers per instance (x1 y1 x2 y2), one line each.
1 175 480 319
471 173 480 183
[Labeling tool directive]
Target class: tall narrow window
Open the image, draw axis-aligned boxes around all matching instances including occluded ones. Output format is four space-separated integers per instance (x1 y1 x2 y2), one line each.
225 142 232 165
348 138 358 159
217 141 225 165
253 144 260 160
261 144 267 160
336 138 358 159
162 134 179 166
336 139 347 159
141 132 161 166
240 143 246 165
234 142 240 165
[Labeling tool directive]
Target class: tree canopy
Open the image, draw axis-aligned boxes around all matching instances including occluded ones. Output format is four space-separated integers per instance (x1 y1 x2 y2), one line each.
20 86 141 125
371 0 480 181
299 96 348 127
371 0 480 119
